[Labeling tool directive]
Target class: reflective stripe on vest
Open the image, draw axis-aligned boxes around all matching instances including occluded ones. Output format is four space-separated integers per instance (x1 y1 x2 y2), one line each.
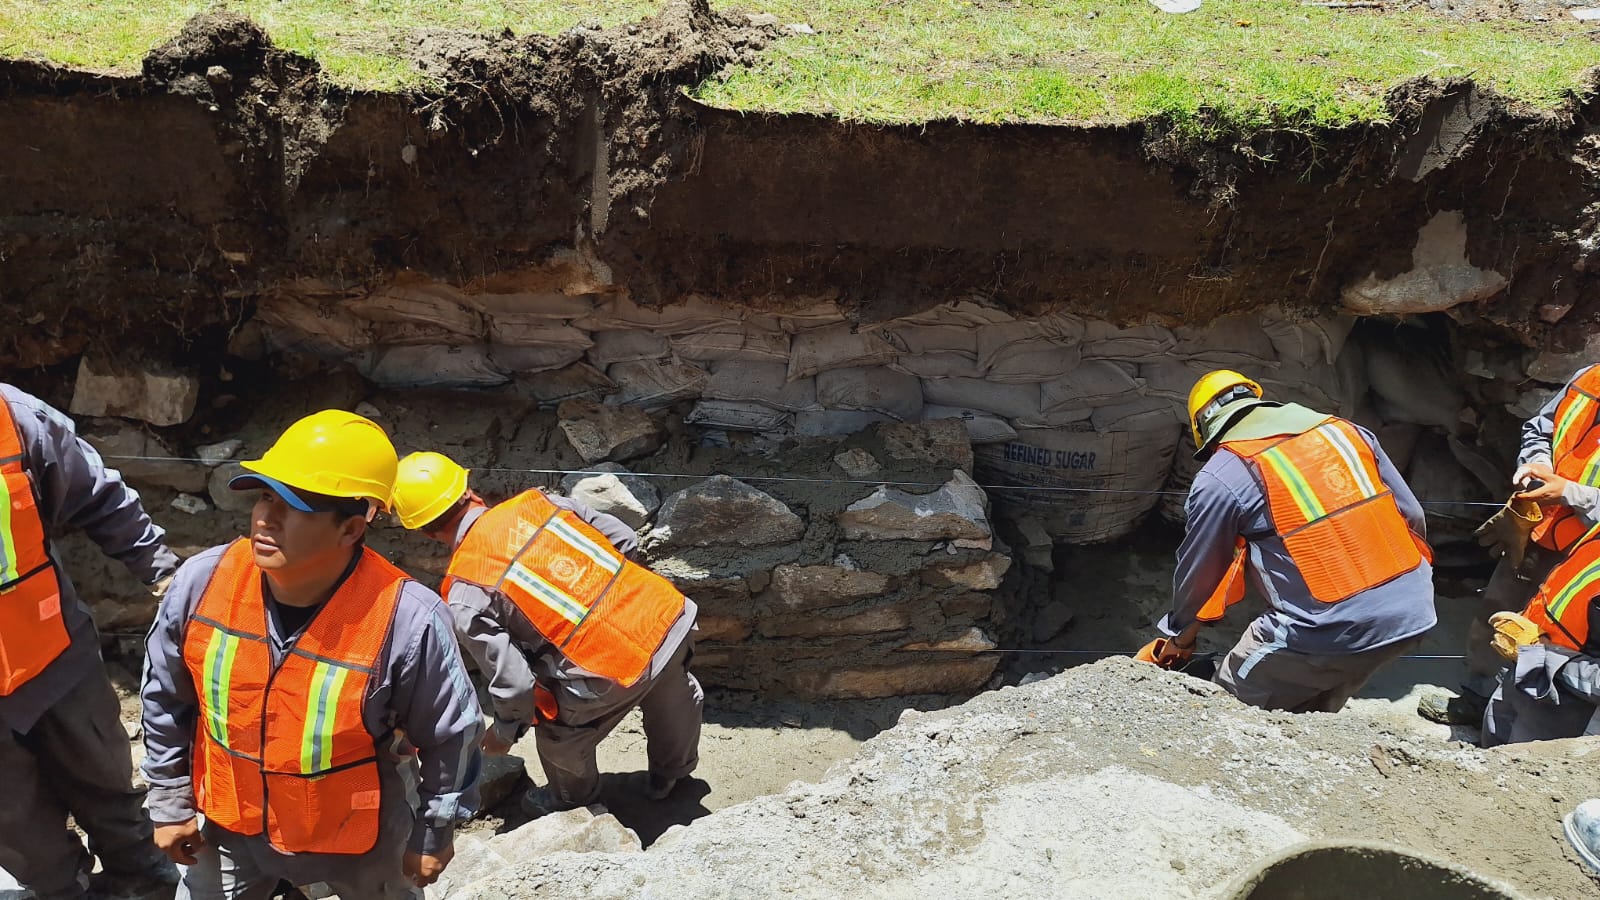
1534 367 1600 552
443 490 685 687
0 397 68 695
1224 417 1423 604
1524 526 1600 653
182 539 405 855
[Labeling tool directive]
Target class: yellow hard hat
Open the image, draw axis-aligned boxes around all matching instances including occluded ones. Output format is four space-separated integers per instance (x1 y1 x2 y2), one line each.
393 451 471 530
232 409 398 511
1188 369 1265 450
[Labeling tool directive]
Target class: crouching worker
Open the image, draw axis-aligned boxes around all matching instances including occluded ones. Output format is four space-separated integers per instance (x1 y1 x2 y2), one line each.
141 411 483 897
1481 524 1600 745
1138 370 1437 713
392 451 702 818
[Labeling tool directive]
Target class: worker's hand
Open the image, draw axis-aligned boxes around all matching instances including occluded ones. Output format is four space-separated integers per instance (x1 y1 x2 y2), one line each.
481 724 514 756
147 574 174 600
1489 611 1542 662
1513 462 1567 503
1155 637 1195 669
154 818 206 866
403 846 454 887
1473 497 1542 570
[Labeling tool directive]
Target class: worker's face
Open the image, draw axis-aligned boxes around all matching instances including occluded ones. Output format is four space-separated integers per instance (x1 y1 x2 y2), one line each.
249 491 365 574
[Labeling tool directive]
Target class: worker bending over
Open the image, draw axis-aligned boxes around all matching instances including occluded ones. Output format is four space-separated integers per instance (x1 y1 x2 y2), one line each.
141 411 482 897
1422 362 1600 725
1480 522 1600 745
1141 370 1437 713
392 451 701 817
0 384 180 898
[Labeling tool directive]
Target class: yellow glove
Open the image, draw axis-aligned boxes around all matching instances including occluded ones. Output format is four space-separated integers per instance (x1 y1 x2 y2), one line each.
1473 498 1543 570
1488 611 1541 662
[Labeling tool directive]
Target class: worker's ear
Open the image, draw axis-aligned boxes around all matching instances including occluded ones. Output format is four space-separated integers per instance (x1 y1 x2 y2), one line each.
337 512 369 547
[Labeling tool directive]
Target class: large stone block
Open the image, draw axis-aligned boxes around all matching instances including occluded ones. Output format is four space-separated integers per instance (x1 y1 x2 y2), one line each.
897 627 999 653
649 476 804 548
557 399 664 463
560 462 661 530
785 657 1001 698
485 806 642 858
838 469 990 542
70 356 199 426
760 604 912 638
921 553 1012 591
939 592 993 620
769 564 890 611
697 613 754 643
208 462 255 513
477 753 527 812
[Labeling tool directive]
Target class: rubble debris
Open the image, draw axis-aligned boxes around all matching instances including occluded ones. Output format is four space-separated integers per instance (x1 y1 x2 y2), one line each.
558 399 664 463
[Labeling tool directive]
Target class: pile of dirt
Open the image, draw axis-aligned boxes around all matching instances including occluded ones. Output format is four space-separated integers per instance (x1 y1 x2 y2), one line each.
445 657 1600 899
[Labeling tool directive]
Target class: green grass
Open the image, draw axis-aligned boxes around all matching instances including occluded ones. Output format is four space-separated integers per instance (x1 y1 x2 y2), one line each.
0 0 1595 129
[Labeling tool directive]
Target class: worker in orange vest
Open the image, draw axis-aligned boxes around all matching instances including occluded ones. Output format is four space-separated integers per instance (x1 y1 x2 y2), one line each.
0 384 180 899
1138 371 1437 712
1421 363 1600 726
1481 522 1600 745
391 451 702 818
140 411 483 896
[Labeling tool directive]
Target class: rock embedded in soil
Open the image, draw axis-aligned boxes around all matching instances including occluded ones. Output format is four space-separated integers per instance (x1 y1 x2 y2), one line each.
560 462 661 530
648 475 804 548
769 564 891 611
838 469 990 542
196 439 243 465
921 552 1011 590
208 462 256 513
477 753 527 812
85 424 208 493
557 399 664 463
70 357 199 426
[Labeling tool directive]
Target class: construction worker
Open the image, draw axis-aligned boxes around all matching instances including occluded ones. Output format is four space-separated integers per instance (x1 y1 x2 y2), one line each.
140 410 483 897
1139 370 1437 713
391 451 701 817
0 383 180 899
1421 362 1600 725
1479 524 1600 745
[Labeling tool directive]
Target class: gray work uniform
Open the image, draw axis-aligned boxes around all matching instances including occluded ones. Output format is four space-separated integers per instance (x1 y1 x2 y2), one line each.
445 494 702 807
142 544 484 897
1482 640 1600 746
1162 409 1437 713
0 384 179 899
1463 366 1600 699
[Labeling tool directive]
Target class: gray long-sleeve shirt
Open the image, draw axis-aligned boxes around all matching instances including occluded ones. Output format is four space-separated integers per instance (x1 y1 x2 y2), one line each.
445 492 697 741
141 543 483 864
1520 363 1600 528
0 384 178 735
1163 419 1437 654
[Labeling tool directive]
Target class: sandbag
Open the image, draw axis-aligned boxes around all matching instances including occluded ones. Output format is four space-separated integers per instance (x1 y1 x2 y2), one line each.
794 409 896 436
359 345 507 388
1260 361 1348 417
704 361 819 411
789 325 899 380
976 314 1085 370
578 295 741 334
1406 431 1492 547
975 424 1183 544
489 343 588 374
686 400 792 433
1092 396 1183 432
876 301 1016 357
1012 406 1095 429
671 328 791 364
606 359 708 408
513 362 615 407
483 321 594 350
922 405 1018 445
986 345 1084 384
775 301 847 333
1173 315 1277 367
1260 309 1354 366
255 294 372 354
921 378 1043 421
347 283 484 343
588 330 671 368
890 353 986 380
468 292 595 321
1376 422 1424 474
1039 361 1143 411
1159 432 1203 524
815 367 924 421
1363 328 1463 429
1081 321 1176 361
1139 359 1211 402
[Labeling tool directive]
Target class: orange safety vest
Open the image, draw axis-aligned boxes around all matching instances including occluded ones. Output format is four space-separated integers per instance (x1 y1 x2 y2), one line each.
1205 417 1425 611
0 397 68 695
443 490 685 688
182 539 405 855
1532 366 1600 553
1523 525 1600 653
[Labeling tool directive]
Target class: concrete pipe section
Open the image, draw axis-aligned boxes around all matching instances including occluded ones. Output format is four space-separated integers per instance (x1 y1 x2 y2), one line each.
1224 840 1523 900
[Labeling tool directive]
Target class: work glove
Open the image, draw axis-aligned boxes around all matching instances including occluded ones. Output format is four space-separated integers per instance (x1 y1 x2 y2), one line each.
1489 611 1542 663
1134 638 1193 670
1473 497 1543 571
147 574 174 601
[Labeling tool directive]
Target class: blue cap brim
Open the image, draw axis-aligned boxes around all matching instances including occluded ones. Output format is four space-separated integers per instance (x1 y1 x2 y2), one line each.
228 473 317 513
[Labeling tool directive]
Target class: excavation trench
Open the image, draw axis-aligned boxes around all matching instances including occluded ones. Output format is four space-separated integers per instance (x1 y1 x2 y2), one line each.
3 5 1600 895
